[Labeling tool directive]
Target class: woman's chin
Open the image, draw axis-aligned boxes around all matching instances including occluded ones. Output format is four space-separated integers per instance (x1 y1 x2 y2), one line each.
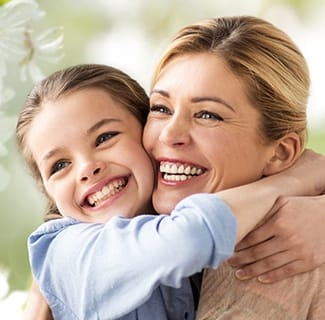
152 191 185 215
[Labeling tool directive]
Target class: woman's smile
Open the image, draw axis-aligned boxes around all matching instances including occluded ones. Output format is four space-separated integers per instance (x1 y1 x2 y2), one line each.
159 160 206 184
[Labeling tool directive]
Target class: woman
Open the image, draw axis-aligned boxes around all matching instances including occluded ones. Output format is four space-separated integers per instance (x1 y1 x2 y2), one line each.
143 15 325 318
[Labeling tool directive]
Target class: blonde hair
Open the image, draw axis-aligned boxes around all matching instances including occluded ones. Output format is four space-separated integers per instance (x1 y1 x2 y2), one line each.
16 64 149 220
152 16 310 146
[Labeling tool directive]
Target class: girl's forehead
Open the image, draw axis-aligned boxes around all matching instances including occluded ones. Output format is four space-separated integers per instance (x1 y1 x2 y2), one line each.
43 88 124 115
30 88 136 136
28 93 144 168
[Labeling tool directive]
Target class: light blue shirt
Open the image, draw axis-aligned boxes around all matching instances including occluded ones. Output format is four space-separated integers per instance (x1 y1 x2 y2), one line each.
28 194 237 319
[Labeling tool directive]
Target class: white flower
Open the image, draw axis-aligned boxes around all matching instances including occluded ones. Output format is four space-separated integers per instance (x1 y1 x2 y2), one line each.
0 0 40 92
0 0 64 84
0 0 40 62
20 26 64 83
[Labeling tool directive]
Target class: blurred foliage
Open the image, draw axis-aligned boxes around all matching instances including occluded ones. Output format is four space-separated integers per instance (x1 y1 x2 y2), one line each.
308 130 325 154
0 0 324 296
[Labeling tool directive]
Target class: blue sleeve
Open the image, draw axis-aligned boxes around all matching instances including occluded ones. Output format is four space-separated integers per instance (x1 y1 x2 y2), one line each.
28 193 236 319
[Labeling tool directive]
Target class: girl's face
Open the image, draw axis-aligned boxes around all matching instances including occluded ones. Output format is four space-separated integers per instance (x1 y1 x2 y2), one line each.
27 88 154 223
144 53 276 214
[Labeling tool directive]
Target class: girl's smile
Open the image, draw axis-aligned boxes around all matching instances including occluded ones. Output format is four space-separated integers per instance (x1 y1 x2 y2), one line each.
81 175 129 208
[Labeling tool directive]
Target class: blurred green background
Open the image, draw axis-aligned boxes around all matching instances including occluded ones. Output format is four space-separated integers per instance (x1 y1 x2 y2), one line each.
0 0 324 298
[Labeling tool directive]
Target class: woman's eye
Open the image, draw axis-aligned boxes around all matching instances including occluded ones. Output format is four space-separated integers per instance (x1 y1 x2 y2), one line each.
95 132 118 147
195 110 224 121
50 160 70 175
149 104 171 115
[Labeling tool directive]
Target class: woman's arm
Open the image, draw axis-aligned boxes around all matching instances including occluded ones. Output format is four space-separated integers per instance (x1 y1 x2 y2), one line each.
23 280 53 320
228 194 325 283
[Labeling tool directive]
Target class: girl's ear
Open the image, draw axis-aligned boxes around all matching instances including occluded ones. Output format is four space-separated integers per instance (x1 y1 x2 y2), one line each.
263 133 302 176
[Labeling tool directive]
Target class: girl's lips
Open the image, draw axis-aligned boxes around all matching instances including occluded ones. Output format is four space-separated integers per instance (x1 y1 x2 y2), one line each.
81 176 129 208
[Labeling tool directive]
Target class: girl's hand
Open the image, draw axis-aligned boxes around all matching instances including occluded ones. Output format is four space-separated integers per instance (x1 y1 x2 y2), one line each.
228 194 325 283
275 149 325 197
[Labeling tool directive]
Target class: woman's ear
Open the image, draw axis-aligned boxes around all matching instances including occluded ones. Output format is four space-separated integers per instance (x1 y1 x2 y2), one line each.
263 133 302 176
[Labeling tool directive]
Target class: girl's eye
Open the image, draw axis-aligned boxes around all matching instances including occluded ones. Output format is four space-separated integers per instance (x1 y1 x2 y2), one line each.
149 104 171 115
50 160 70 175
195 110 224 121
95 132 118 147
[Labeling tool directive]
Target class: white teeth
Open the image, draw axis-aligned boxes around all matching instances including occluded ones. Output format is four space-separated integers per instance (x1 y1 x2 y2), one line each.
102 186 110 195
184 166 191 175
160 162 204 181
171 164 178 174
87 178 127 206
164 174 193 182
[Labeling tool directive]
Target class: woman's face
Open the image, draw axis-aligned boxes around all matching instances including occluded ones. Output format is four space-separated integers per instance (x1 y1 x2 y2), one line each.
143 53 276 214
27 88 154 223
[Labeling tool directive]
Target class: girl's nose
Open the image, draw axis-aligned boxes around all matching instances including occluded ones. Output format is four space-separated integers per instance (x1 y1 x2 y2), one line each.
79 161 106 182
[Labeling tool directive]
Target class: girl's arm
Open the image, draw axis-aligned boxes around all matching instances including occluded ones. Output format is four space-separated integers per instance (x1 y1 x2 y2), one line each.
228 194 325 283
218 149 325 243
28 194 237 319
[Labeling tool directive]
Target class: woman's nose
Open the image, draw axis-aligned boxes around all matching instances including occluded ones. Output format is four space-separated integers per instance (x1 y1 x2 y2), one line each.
79 161 105 182
159 114 191 147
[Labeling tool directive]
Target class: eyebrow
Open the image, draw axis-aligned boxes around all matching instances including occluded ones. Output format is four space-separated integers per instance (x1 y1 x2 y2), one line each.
150 89 235 112
150 89 170 98
41 147 63 165
41 118 121 164
86 118 121 135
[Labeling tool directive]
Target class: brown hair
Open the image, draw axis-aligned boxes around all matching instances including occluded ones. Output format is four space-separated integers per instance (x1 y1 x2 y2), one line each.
16 64 149 221
152 16 309 147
